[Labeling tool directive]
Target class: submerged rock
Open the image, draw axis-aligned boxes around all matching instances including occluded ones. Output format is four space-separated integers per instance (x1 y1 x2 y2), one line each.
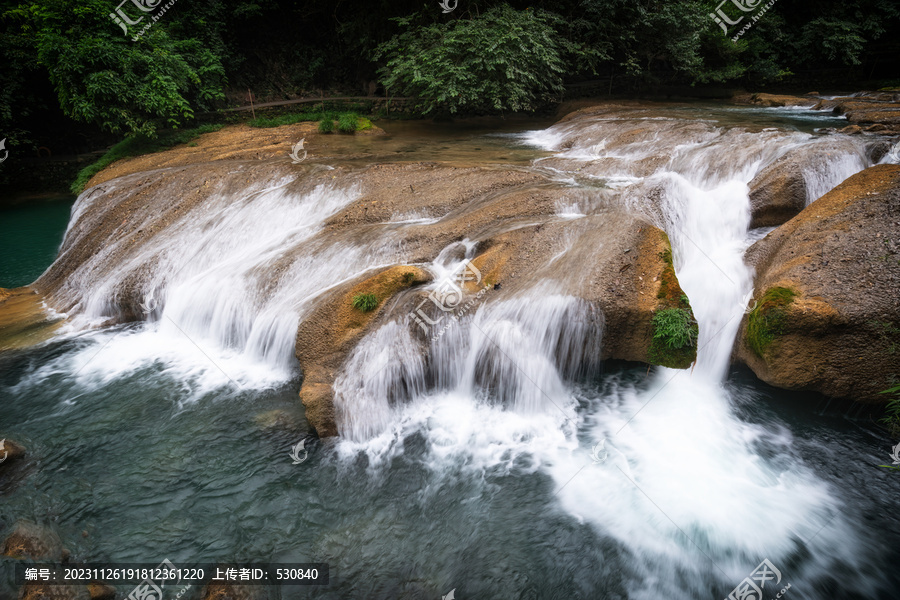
1 520 68 561
0 438 25 469
202 581 266 600
736 164 900 401
0 288 64 351
19 584 91 600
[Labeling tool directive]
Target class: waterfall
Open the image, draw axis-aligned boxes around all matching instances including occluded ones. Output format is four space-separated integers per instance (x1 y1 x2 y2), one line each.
329 113 882 597
24 105 891 597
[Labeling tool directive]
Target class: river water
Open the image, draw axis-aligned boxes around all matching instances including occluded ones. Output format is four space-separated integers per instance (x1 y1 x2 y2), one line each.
1 104 898 600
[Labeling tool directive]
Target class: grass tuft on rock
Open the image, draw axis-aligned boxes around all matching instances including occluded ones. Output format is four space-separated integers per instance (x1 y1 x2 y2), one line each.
351 293 379 312
747 286 798 356
649 308 698 369
318 118 335 133
337 112 360 133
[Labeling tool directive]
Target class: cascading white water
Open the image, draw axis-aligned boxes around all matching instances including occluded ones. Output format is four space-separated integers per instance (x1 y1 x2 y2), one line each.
41 170 409 393
27 105 895 596
331 113 886 597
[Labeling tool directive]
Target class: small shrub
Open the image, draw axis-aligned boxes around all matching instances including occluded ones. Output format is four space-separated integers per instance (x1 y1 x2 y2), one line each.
402 272 415 284
652 308 697 350
649 308 698 369
318 118 334 133
747 287 798 356
337 112 359 133
351 293 379 312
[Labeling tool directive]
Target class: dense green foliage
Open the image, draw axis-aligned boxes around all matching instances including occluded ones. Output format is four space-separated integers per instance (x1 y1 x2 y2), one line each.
351 293 379 312
337 112 360 133
70 124 223 194
1 0 899 166
4 0 225 138
747 287 798 356
374 6 573 114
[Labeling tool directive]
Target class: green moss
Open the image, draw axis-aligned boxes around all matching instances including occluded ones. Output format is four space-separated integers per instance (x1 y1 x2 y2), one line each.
249 111 328 128
648 308 698 369
70 124 224 195
746 286 798 356
351 293 379 312
656 235 682 305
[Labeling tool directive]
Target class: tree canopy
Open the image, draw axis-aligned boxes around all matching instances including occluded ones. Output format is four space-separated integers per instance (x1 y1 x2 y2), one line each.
0 0 898 145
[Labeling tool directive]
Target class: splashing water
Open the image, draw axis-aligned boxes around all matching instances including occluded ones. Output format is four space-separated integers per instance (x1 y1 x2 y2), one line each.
4 105 897 599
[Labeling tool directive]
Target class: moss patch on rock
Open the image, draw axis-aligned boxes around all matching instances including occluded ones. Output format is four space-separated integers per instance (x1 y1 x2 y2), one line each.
647 233 698 369
746 286 798 356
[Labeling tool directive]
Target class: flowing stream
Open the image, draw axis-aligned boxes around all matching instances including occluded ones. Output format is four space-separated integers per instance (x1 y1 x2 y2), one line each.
1 105 899 600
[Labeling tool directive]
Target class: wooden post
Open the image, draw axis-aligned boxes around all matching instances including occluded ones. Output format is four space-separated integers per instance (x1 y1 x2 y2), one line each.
248 89 256 120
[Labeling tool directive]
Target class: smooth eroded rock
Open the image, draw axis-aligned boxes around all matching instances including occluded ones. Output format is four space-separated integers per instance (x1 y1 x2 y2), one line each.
747 138 868 228
736 164 900 401
295 265 432 436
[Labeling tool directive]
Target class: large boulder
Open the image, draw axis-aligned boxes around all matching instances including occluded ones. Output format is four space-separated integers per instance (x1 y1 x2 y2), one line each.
466 217 697 369
736 164 900 401
747 138 869 228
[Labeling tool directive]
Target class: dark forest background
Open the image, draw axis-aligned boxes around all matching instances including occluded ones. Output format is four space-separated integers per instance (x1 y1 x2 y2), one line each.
1 0 898 160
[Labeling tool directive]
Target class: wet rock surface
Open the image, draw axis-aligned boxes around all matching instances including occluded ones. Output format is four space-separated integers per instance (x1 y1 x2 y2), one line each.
737 164 900 401
747 137 869 228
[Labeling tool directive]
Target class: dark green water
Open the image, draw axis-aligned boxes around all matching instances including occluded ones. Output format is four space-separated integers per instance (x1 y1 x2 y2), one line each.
0 197 74 288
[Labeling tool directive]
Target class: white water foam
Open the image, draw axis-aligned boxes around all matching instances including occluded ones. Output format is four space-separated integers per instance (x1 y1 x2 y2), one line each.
334 113 882 597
